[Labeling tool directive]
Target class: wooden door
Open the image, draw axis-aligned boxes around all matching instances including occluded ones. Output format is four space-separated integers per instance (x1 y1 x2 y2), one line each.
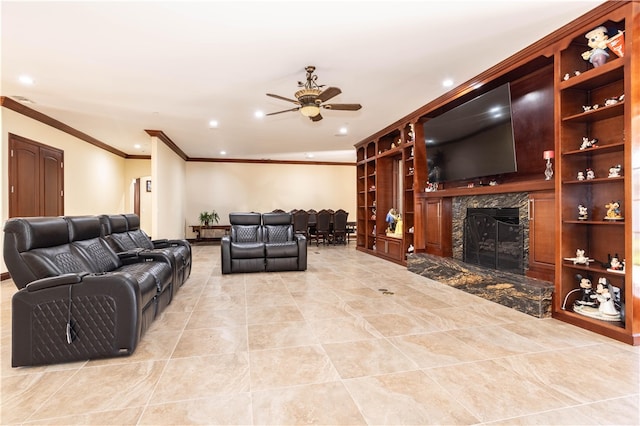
527 190 555 281
9 134 64 217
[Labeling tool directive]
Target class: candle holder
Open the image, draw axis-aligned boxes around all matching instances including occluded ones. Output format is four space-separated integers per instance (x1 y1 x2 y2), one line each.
543 150 554 180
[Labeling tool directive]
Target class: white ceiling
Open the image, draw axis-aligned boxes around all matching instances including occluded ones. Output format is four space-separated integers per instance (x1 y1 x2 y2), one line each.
2 0 605 163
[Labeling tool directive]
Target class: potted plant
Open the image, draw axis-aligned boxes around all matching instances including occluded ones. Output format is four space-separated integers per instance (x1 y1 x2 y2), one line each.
199 210 220 226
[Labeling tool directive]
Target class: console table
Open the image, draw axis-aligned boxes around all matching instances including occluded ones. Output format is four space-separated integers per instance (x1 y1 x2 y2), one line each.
190 225 230 242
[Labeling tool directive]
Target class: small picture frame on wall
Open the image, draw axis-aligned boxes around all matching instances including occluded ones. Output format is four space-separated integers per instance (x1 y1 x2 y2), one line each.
146 180 151 192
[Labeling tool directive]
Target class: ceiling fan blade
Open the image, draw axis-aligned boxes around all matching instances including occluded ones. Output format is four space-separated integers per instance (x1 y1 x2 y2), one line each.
310 113 323 122
266 93 300 104
322 103 362 111
317 86 341 102
266 107 300 116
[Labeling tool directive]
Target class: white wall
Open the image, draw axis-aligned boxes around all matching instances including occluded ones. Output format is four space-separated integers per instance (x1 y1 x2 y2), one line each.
184 161 356 238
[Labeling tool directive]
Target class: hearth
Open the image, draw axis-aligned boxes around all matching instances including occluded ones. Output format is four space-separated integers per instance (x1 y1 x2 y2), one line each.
463 207 524 274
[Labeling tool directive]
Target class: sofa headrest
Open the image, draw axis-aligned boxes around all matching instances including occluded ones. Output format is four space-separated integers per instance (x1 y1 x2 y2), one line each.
65 216 102 242
108 215 129 234
123 214 140 231
262 212 292 226
3 217 69 252
229 212 262 226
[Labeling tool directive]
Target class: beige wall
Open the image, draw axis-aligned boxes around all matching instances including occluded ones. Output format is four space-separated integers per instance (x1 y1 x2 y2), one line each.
151 137 187 240
184 161 356 238
1 109 356 274
1 108 130 273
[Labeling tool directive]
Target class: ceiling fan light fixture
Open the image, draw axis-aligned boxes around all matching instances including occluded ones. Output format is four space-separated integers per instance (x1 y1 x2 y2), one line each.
300 104 321 117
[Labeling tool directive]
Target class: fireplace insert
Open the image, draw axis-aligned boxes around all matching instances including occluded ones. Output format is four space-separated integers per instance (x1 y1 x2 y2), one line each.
463 208 523 274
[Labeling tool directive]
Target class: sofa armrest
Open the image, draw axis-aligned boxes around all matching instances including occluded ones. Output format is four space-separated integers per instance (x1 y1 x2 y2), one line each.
26 273 89 292
221 235 231 274
295 235 308 271
12 271 142 367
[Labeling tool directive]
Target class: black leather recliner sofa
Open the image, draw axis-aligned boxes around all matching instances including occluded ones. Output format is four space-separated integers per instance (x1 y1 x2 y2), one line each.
221 212 307 274
99 213 191 292
3 214 189 367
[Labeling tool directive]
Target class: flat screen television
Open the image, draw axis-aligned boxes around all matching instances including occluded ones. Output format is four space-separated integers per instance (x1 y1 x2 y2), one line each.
424 83 517 183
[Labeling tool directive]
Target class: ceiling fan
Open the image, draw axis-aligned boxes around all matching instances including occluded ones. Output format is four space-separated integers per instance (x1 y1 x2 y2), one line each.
266 66 362 122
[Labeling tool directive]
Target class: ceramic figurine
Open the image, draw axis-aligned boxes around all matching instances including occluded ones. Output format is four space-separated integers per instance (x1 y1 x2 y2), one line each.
582 26 610 67
574 275 596 307
608 164 622 178
563 73 570 81
407 244 414 253
578 204 588 220
577 171 585 181
582 106 592 113
586 168 595 179
604 200 622 220
580 137 598 150
604 97 619 106
595 279 620 317
574 249 590 264
385 208 398 232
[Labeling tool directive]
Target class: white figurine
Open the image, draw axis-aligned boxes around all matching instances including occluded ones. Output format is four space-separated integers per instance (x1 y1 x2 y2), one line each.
596 279 619 317
608 164 622 178
577 171 585 180
586 168 595 179
578 204 588 220
574 249 590 264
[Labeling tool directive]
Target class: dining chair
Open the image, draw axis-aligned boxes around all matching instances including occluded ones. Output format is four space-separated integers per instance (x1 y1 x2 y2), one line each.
292 209 309 239
310 209 332 246
332 209 348 245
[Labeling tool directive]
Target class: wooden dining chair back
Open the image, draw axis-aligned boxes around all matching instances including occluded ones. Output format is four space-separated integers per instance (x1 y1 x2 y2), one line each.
332 209 348 245
311 209 332 246
292 209 309 238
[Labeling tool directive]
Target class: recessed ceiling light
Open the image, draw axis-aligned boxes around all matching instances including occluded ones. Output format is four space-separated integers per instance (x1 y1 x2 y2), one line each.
442 79 454 88
134 144 141 149
220 150 226 155
254 110 265 118
339 127 348 135
18 75 34 85
209 120 218 128
306 153 315 159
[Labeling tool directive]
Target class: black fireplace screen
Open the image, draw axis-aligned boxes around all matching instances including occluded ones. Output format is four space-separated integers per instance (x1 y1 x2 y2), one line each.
463 208 523 274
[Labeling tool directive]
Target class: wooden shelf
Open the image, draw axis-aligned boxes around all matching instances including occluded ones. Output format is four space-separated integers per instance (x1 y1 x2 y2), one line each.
562 142 624 156
562 101 624 122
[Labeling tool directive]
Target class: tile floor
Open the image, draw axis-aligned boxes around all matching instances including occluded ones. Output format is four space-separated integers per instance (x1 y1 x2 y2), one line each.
1 244 639 425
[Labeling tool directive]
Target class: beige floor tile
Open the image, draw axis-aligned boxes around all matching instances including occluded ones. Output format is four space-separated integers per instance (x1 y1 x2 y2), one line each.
447 324 547 357
185 307 246 329
172 326 247 358
425 359 569 422
246 304 304 324
344 370 479 425
1 369 78 424
139 394 253 425
308 316 383 343
363 312 432 337
2 244 636 426
30 360 166 421
389 331 487 368
252 381 366 425
150 353 250 403
23 407 145 425
323 338 418 379
249 345 340 391
248 321 318 350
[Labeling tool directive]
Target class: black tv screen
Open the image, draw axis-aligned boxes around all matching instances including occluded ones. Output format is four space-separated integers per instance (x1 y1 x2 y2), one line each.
424 83 517 183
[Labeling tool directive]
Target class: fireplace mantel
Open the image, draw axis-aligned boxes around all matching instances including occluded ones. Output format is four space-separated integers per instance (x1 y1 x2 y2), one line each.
421 179 554 198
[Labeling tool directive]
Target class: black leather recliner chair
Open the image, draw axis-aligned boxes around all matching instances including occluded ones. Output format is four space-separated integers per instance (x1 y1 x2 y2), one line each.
263 212 307 272
221 212 265 274
221 212 307 274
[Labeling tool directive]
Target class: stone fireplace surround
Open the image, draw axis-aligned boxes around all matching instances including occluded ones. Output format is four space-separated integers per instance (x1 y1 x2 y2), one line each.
408 192 553 318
